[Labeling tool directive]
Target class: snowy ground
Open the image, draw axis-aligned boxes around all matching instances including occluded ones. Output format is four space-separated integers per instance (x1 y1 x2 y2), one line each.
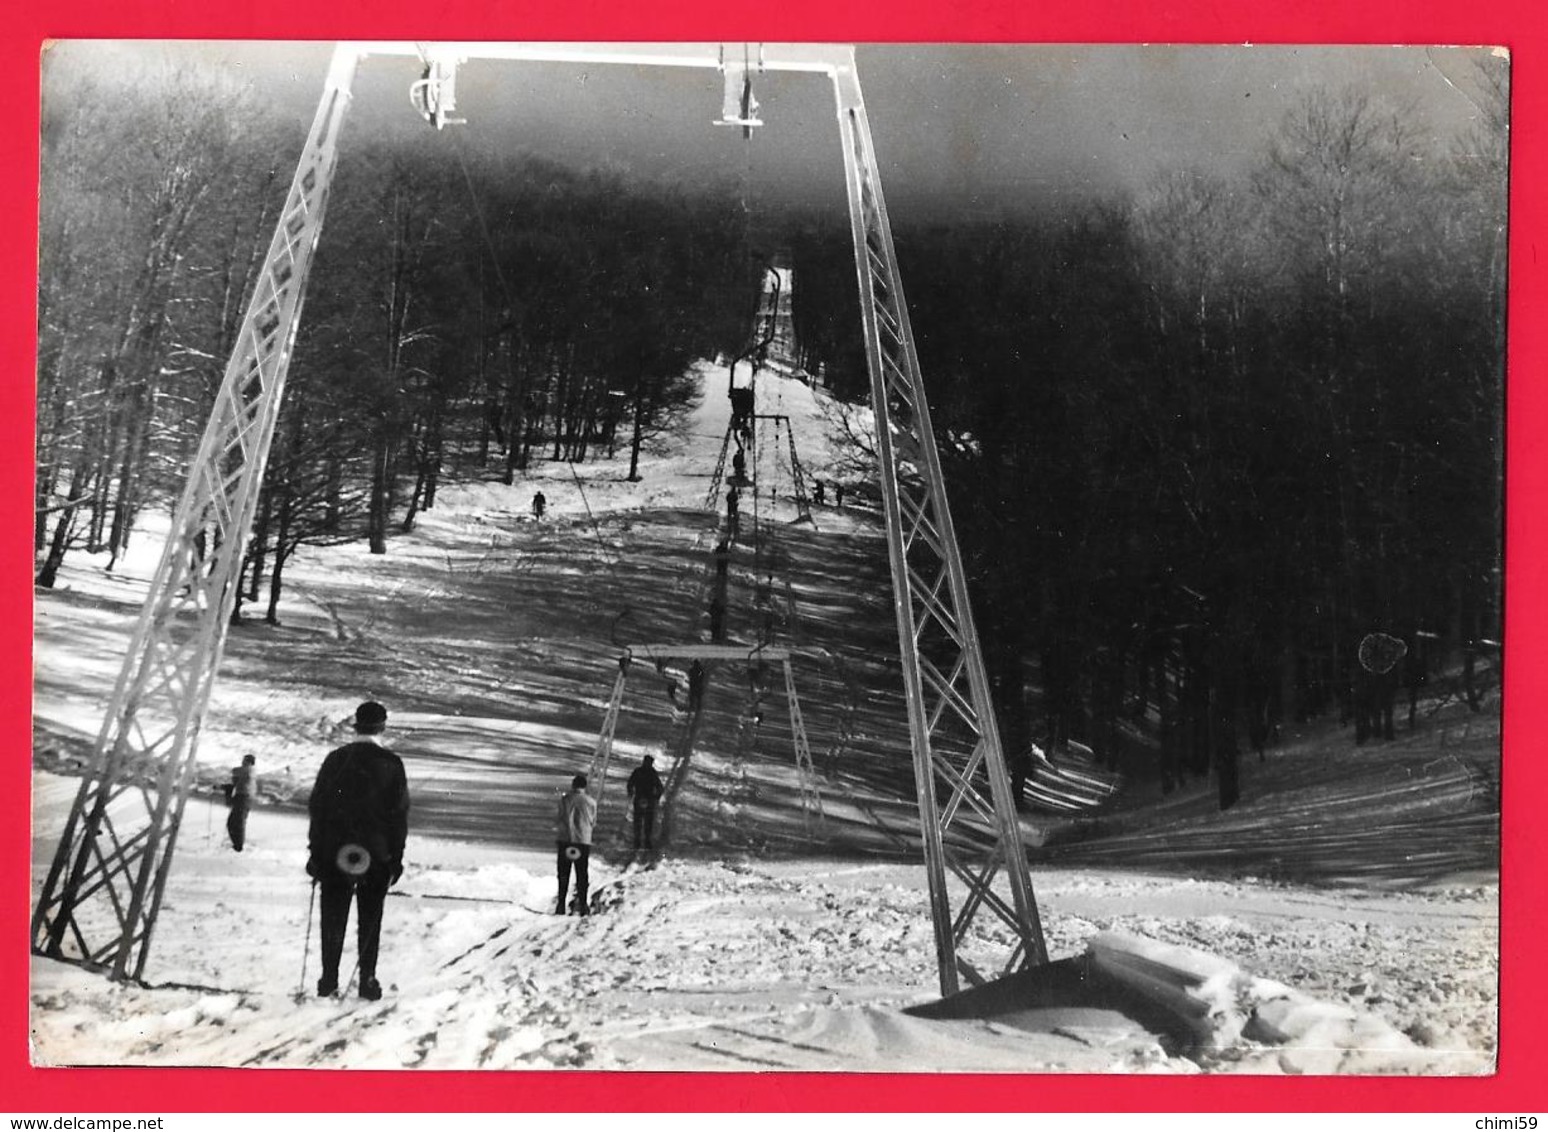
27 780 1496 1073
30 356 1499 1074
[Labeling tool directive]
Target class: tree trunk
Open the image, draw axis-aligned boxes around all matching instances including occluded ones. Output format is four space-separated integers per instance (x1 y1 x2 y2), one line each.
1157 651 1178 793
105 367 162 573
325 451 342 534
368 429 391 555
1212 655 1242 810
560 349 578 464
247 485 274 603
36 461 94 588
86 391 116 554
401 423 428 534
266 488 296 625
627 379 649 482
502 336 534 485
423 400 444 511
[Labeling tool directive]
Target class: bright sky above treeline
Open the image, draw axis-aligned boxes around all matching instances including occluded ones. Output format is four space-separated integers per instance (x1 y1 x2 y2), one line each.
42 40 1503 221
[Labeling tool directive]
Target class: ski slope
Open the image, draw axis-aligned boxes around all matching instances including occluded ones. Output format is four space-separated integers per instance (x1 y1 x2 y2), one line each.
30 358 1498 1073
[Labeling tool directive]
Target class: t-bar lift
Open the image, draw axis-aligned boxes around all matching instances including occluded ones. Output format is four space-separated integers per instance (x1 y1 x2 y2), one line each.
32 41 1046 997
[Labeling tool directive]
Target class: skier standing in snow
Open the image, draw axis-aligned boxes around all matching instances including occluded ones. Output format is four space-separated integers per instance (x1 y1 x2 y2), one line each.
307 701 409 1001
556 774 597 915
531 490 546 521
627 755 665 851
226 754 257 852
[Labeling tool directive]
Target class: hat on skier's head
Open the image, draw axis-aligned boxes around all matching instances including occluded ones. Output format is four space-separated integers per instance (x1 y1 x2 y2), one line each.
572 774 588 790
354 701 388 735
643 755 654 765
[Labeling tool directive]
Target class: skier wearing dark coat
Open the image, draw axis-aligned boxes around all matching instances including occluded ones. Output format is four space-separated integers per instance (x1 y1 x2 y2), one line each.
627 756 666 851
307 701 409 1001
226 755 256 852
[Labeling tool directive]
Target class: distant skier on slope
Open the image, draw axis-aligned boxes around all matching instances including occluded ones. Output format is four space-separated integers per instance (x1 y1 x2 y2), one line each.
556 774 597 915
531 490 547 521
307 701 410 1001
726 484 741 540
225 754 257 852
687 660 707 715
627 755 665 852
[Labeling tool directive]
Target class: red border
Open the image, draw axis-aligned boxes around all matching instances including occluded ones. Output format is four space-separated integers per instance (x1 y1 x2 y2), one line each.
6 0 1543 1113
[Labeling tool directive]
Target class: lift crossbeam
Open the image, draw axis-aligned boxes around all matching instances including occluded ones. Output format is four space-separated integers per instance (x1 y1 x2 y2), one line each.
628 644 794 662
350 41 850 75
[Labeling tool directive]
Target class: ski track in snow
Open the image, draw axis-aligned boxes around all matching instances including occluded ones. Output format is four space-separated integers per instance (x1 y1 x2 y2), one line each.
31 360 1498 1073
29 792 1496 1073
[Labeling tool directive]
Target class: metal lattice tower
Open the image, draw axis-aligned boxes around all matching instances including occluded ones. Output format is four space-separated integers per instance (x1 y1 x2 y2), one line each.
33 42 1045 996
832 63 1048 991
31 49 362 980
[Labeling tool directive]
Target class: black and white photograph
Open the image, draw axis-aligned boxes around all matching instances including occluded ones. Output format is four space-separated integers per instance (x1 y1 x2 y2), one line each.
31 40 1505 1074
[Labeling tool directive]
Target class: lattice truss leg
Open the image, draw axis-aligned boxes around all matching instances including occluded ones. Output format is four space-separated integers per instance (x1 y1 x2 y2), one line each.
781 660 824 824
704 425 735 510
587 662 632 809
831 65 1048 995
782 421 814 524
31 49 363 981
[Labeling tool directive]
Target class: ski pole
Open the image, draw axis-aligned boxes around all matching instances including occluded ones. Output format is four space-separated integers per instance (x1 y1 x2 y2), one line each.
299 879 317 996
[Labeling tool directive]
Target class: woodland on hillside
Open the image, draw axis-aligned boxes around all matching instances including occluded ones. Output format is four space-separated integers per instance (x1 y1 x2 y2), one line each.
794 72 1508 806
37 56 1507 810
36 63 754 616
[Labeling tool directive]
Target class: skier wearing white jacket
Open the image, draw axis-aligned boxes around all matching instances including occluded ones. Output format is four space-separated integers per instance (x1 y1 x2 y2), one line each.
555 775 597 915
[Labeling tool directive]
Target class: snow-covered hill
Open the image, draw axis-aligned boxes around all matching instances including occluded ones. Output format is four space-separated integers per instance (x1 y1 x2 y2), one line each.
30 357 1498 1073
